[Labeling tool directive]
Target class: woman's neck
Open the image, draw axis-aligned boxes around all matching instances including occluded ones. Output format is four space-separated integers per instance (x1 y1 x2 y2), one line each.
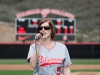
41 38 55 49
42 37 55 44
42 38 52 44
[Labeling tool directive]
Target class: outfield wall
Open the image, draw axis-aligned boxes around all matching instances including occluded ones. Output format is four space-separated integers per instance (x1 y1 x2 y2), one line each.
0 42 100 59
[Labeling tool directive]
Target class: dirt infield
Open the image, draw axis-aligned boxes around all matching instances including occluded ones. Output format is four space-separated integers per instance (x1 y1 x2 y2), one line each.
0 64 100 70
71 72 100 75
0 64 100 75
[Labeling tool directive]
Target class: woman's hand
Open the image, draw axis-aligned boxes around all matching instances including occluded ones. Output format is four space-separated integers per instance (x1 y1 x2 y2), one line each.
34 33 42 46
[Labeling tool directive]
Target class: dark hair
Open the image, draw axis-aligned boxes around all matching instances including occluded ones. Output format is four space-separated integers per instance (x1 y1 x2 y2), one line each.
37 18 56 40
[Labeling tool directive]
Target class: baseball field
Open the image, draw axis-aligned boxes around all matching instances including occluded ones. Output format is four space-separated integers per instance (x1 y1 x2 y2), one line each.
0 59 100 75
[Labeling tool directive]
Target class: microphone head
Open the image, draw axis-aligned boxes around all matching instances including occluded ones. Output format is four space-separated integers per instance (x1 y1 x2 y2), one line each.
39 32 43 36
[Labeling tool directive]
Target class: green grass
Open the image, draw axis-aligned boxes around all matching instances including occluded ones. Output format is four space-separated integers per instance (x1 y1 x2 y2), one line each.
0 70 33 75
0 59 100 75
0 59 100 64
0 59 27 64
0 70 100 75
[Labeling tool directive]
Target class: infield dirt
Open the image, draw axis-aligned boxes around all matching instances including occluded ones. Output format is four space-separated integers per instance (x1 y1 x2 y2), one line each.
0 64 100 75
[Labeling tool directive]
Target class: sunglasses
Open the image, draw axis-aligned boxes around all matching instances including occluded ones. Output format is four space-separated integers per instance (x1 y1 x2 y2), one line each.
38 26 51 30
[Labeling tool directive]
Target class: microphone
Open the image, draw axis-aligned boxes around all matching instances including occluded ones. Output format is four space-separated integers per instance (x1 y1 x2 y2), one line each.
35 32 43 40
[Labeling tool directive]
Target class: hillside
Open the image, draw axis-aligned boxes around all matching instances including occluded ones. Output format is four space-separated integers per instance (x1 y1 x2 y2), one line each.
0 0 100 42
0 22 15 42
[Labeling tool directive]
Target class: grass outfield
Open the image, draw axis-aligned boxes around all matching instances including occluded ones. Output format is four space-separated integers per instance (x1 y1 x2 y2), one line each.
0 59 100 64
0 70 100 75
0 59 100 75
0 70 33 75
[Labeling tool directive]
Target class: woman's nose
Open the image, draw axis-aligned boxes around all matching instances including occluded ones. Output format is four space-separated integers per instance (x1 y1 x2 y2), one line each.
42 28 45 30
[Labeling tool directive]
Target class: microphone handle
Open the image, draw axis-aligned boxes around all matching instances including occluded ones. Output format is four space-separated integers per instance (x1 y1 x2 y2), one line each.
35 35 41 40
35 32 43 40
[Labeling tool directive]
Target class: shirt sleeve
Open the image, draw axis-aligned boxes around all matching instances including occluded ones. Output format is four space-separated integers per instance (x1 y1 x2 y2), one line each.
27 44 35 63
63 46 72 67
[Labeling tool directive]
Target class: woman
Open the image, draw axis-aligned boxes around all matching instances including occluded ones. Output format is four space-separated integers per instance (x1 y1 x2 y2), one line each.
27 18 72 75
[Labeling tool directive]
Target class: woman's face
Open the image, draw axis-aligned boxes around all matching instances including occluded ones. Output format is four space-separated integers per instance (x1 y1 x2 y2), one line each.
39 22 52 39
